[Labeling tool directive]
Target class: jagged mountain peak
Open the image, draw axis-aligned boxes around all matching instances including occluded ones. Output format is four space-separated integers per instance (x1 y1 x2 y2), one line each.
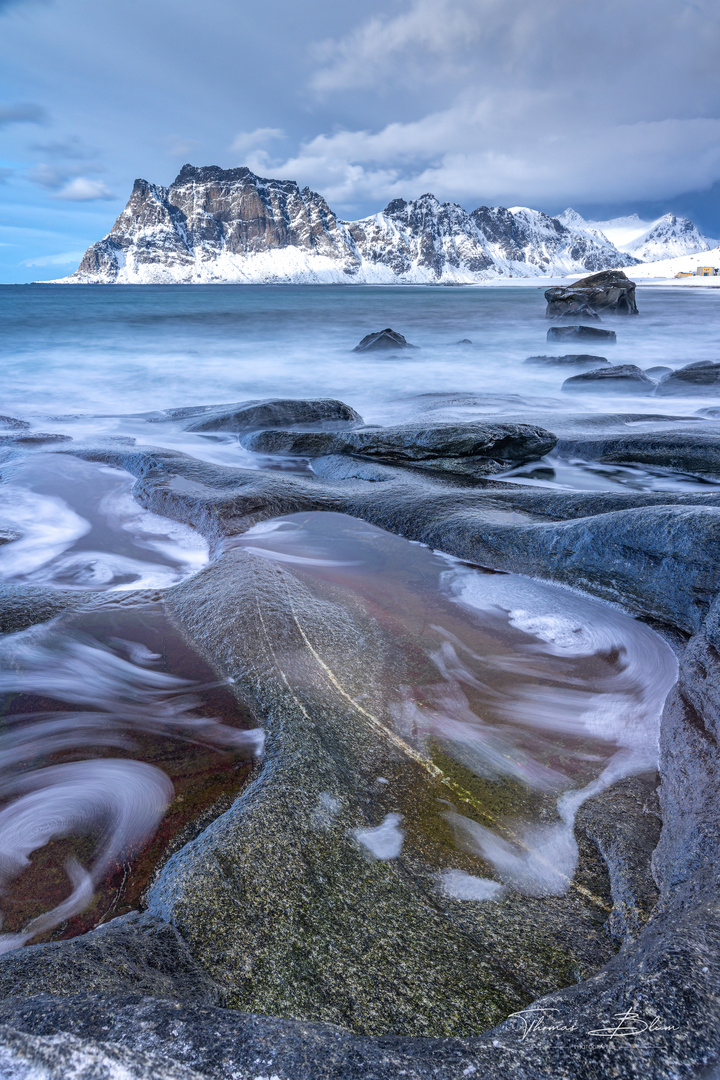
57 165 711 285
556 208 588 229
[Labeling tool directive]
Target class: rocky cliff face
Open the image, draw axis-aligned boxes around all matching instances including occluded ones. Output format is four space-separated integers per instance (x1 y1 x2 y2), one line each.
64 165 705 285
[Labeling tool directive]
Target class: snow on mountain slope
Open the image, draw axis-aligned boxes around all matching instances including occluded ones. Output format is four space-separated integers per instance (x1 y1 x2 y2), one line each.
623 246 720 280
570 211 714 262
57 165 705 285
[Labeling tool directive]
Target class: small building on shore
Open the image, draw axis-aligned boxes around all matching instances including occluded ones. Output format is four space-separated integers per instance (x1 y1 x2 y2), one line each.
676 266 719 277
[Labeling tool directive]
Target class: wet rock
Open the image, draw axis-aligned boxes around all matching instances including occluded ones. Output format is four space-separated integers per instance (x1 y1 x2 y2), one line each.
353 328 418 352
555 431 720 481
0 583 90 635
547 325 617 343
545 270 638 318
0 432 72 445
183 398 363 434
575 774 661 939
148 551 535 1035
456 338 472 345
525 353 609 368
241 422 557 475
0 1021 204 1080
0 911 220 1004
3 440 720 1077
655 360 720 396
562 365 655 394
0 416 30 430
645 366 673 379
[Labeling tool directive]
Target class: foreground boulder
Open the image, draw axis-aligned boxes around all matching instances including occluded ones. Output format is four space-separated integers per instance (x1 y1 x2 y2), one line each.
525 353 610 367
353 328 418 352
548 325 617 343
545 270 638 318
241 421 558 474
178 398 363 434
656 360 720 396
562 365 655 394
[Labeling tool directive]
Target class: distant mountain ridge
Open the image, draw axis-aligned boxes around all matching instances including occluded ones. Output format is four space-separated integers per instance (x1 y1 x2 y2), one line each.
558 208 715 263
60 164 713 285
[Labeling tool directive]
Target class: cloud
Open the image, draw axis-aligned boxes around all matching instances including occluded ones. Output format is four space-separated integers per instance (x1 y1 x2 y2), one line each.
270 107 720 211
229 127 285 156
0 101 47 127
29 136 94 159
53 177 115 201
28 161 114 200
22 249 84 267
0 168 11 184
286 0 720 210
311 0 483 92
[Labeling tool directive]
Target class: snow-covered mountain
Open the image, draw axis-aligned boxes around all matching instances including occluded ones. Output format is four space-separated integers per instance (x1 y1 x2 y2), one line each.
559 209 714 263
58 165 708 285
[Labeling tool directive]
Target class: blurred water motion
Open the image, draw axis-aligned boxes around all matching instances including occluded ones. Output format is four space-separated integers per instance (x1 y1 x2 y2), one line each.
0 454 208 590
235 511 678 898
0 611 262 951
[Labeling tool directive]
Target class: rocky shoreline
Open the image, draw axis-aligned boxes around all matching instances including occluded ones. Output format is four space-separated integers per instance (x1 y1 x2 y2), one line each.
0 378 716 1079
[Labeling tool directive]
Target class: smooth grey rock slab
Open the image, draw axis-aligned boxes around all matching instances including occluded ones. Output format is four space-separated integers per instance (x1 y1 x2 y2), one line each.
555 431 720 480
548 325 617 343
562 364 655 393
183 398 363 434
545 269 638 318
0 911 221 1005
241 421 558 474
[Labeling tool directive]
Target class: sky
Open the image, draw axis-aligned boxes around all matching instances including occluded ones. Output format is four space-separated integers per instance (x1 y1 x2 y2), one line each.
1 0 719 282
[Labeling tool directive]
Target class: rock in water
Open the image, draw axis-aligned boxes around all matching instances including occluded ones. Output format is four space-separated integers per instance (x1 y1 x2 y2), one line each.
562 365 656 394
524 354 610 367
353 329 418 352
655 361 720 396
241 421 557 474
181 397 363 434
548 325 617 343
545 270 639 318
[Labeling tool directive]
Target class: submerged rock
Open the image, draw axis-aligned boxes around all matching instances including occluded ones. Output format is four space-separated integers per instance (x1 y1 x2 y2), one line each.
241 421 558 474
545 270 639 318
645 365 673 379
655 360 720 396
352 328 418 352
562 365 655 394
182 397 363 434
524 353 610 367
555 431 720 481
548 325 617 343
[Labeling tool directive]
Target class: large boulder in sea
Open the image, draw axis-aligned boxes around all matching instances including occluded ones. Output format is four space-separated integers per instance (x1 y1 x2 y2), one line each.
562 365 656 394
548 324 617 343
353 328 418 352
241 421 557 474
176 398 363 434
655 360 720 396
545 270 639 319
